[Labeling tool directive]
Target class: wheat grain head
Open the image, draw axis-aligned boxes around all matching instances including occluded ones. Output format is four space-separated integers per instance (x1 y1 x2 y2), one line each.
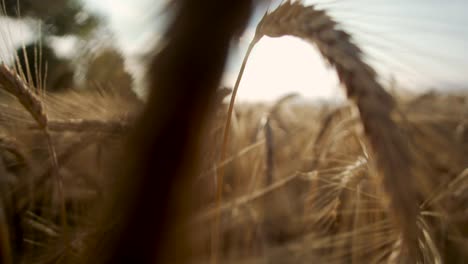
254 1 419 260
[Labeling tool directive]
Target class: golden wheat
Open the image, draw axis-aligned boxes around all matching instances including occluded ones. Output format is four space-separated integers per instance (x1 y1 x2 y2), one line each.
233 2 420 260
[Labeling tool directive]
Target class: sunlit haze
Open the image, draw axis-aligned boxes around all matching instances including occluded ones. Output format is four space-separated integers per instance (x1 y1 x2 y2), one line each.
83 1 468 101
225 36 343 102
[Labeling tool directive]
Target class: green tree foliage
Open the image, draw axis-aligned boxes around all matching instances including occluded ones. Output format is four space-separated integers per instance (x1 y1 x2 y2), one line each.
3 0 101 37
15 43 74 92
85 47 139 101
3 0 105 92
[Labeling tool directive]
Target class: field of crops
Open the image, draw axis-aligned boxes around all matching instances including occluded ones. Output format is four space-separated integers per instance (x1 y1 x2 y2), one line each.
0 1 467 263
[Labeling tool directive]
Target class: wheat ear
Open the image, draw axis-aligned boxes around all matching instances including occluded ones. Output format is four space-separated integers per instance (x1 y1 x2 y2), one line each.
226 1 419 261
0 64 47 128
0 63 68 233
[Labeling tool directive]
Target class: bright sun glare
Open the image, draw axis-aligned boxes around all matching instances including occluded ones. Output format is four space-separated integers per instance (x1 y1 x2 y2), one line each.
226 36 344 102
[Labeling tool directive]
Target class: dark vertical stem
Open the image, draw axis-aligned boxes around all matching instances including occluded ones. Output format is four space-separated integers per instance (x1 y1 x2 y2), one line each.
213 32 262 264
89 2 256 264
264 117 274 186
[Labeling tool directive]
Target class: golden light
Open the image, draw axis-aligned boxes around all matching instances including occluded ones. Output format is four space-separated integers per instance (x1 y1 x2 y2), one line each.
230 36 344 102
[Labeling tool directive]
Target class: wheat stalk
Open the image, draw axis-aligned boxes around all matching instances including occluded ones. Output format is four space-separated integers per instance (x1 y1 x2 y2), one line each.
14 133 105 213
224 1 419 261
30 119 129 135
0 63 68 233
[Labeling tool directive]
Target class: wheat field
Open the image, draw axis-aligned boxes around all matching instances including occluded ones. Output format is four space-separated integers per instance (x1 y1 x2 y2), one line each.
0 1 467 263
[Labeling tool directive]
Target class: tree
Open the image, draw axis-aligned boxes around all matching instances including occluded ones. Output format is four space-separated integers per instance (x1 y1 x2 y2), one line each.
4 0 104 91
85 47 139 101
15 42 74 92
3 0 101 37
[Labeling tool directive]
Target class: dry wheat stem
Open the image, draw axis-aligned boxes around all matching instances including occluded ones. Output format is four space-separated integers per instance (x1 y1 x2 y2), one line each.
213 16 293 253
213 33 263 262
264 116 275 185
30 119 129 135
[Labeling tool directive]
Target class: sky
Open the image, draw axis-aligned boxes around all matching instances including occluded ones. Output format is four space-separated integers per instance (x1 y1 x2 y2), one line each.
37 0 468 101
0 17 37 64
